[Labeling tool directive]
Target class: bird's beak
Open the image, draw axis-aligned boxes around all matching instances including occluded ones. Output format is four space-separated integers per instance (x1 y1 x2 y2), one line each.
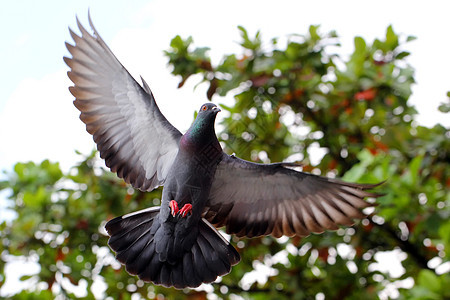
213 106 221 113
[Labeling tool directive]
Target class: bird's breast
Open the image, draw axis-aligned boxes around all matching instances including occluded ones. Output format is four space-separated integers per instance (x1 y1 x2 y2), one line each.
163 151 220 210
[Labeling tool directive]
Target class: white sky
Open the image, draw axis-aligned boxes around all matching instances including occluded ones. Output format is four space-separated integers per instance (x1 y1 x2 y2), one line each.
0 0 449 174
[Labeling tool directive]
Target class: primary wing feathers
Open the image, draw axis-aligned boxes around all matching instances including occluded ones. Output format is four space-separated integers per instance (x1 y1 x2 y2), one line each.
65 15 182 191
205 155 381 238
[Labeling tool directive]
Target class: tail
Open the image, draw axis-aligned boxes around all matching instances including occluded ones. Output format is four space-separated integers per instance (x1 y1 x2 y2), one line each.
105 207 240 289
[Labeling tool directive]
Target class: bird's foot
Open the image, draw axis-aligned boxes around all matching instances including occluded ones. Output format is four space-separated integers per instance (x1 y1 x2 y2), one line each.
178 204 192 218
169 200 179 217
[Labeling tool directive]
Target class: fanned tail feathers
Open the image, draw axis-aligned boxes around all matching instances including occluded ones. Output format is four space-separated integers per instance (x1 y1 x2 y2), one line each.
105 207 240 288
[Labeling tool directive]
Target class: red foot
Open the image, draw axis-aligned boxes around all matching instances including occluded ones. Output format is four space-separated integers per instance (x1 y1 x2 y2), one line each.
178 204 192 217
169 200 179 217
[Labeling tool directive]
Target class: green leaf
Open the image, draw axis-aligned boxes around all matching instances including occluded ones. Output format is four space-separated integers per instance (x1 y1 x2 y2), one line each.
343 163 366 182
385 25 399 49
14 162 27 180
192 47 210 60
309 25 320 41
438 221 450 248
395 51 410 59
406 35 417 42
417 270 442 293
403 155 423 186
354 36 366 54
169 35 193 54
357 149 375 165
438 98 450 113
238 25 261 50
22 186 47 208
19 275 33 281
349 36 367 76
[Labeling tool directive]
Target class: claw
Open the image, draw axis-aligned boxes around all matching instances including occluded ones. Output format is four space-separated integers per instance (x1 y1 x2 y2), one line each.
169 200 179 217
178 204 192 217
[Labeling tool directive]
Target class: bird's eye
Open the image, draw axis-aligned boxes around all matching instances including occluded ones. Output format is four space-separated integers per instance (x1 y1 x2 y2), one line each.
202 105 207 111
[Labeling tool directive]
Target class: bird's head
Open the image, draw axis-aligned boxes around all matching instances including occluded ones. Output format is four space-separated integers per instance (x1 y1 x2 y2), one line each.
182 103 222 149
198 103 221 118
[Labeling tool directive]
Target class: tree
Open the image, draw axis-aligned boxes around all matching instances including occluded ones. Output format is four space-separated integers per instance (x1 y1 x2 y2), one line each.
1 25 449 299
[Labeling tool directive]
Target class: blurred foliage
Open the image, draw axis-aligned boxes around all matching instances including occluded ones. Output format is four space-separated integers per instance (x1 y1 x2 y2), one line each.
1 26 449 299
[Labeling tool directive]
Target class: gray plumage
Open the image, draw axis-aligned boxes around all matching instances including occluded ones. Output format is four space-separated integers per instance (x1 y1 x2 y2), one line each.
64 14 382 289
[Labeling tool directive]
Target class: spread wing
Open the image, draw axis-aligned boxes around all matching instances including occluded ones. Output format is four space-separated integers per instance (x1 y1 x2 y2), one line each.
204 154 382 238
64 15 182 191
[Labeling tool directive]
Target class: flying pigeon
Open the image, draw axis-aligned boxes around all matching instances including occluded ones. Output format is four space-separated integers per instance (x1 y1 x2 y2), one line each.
64 15 382 289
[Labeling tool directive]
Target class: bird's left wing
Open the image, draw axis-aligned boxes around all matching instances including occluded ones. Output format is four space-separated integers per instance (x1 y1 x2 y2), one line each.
204 154 382 238
64 15 182 191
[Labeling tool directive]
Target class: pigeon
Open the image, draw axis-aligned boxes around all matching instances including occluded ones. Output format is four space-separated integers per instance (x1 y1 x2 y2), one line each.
64 14 382 289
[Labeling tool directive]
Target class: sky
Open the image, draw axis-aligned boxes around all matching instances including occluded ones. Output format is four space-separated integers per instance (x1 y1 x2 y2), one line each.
0 0 449 296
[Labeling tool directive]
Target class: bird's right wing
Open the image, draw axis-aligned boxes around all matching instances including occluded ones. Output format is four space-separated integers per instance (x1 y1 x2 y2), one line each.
64 15 182 191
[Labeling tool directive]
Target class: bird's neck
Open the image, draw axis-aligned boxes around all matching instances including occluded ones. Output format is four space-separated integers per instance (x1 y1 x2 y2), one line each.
180 117 222 155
